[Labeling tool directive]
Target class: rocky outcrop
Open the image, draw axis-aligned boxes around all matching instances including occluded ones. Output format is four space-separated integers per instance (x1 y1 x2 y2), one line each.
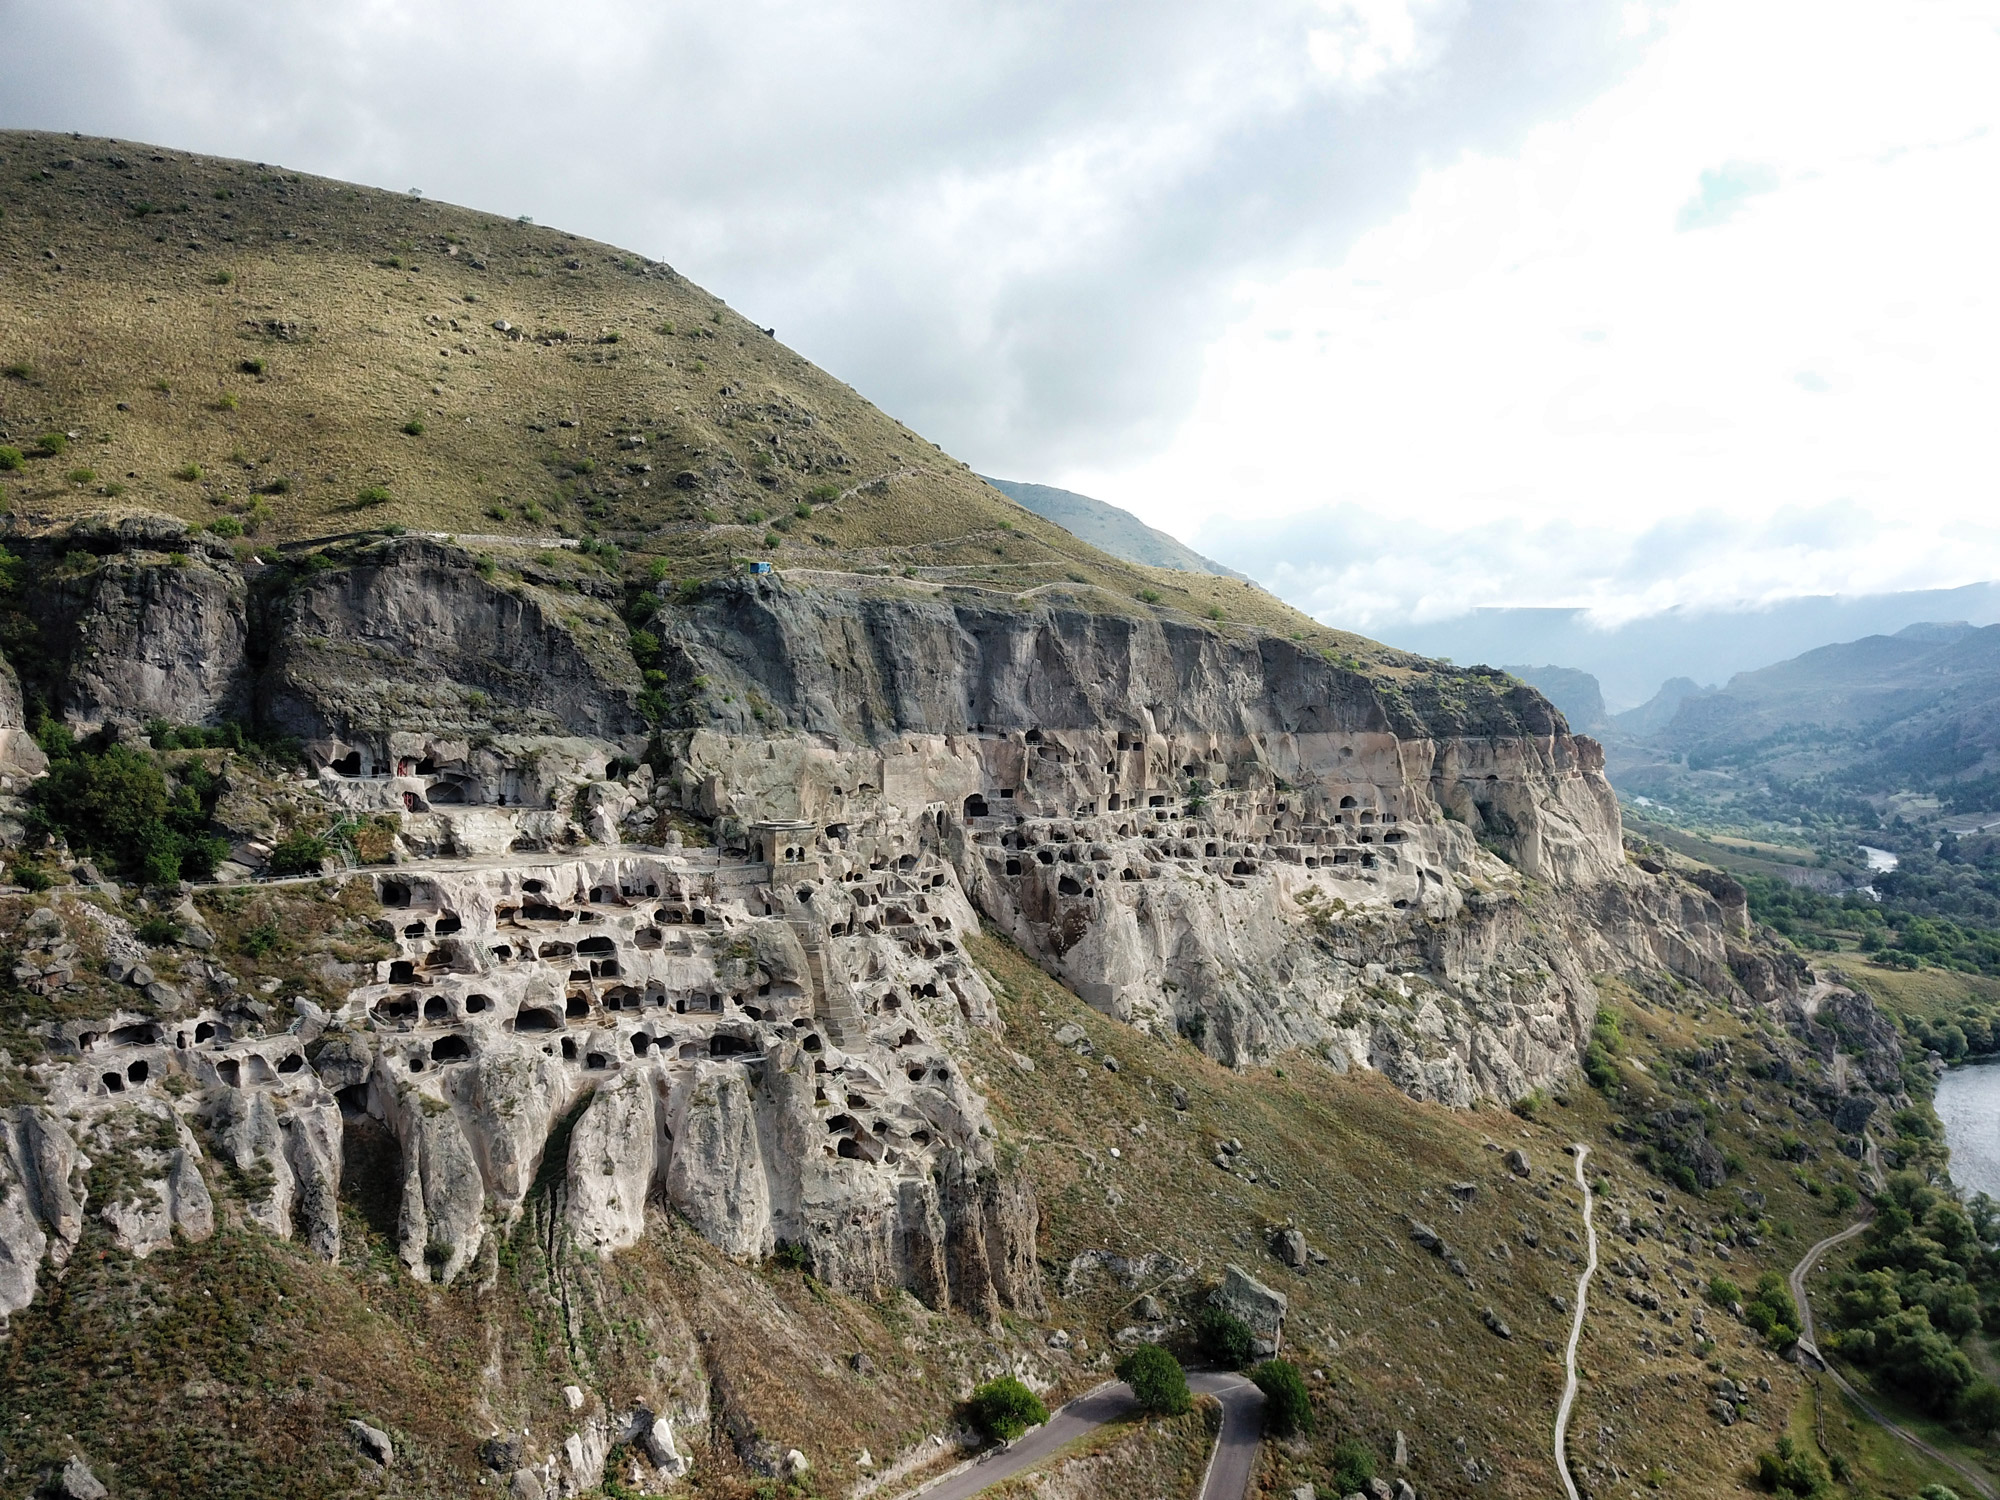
0 1107 89 1326
0 646 47 782
260 537 644 741
28 523 251 730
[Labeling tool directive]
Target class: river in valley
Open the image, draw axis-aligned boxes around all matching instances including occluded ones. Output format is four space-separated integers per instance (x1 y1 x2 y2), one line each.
1935 1060 2000 1203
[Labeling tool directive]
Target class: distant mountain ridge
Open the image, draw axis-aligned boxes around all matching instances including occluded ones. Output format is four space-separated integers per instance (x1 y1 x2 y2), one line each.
1385 583 2000 709
982 476 1251 581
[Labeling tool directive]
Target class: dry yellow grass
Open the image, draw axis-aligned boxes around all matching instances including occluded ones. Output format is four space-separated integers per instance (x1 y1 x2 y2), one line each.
0 129 1407 666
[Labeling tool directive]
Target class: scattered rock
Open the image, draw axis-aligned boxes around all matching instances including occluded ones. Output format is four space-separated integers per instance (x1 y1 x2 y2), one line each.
509 1471 546 1500
563 1384 585 1411
47 1455 107 1500
346 1419 394 1466
1272 1227 1309 1268
480 1435 524 1472
850 1351 877 1375
783 1448 810 1477
1135 1293 1165 1320
641 1415 689 1476
1505 1148 1531 1178
1448 1181 1478 1201
1391 1482 1417 1500
1394 1429 1408 1467
1212 1263 1287 1355
1102 1054 1120 1073
1481 1306 1512 1339
1290 1486 1316 1500
1172 1084 1189 1110
1408 1220 1444 1254
1048 1328 1072 1349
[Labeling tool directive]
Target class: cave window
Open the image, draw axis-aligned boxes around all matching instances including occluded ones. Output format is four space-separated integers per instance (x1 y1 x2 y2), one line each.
102 1071 124 1093
466 994 492 1014
126 1060 150 1084
218 1059 240 1087
561 1037 577 1061
514 1006 560 1033
389 961 416 983
430 1034 470 1063
332 750 362 776
424 995 449 1022
1058 875 1083 896
1233 860 1256 875
566 994 590 1018
1339 795 1357 809
434 913 462 935
382 881 411 906
963 794 989 819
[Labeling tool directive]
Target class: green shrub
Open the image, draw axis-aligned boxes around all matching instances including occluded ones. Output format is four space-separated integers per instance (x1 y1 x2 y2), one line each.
262 477 291 495
1709 1276 1743 1307
967 1376 1047 1442
1249 1359 1311 1436
1115 1344 1190 1416
1743 1272 1799 1348
357 485 392 506
1193 1304 1255 1367
213 393 238 411
267 829 331 876
206 516 244 538
209 270 233 285
1958 1378 2000 1436
135 914 181 947
1329 1437 1375 1492
239 921 281 958
37 432 67 457
402 418 425 436
239 358 265 376
27 739 226 885
0 446 22 470
174 462 203 482
770 1239 810 1272
2 361 32 381
1138 589 1162 604
806 482 839 503
1753 1436 1829 1496
8 860 53 892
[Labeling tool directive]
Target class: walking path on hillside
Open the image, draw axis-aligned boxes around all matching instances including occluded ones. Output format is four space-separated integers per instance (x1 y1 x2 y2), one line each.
1554 1144 1598 1500
1790 1216 1996 1500
903 1373 1262 1500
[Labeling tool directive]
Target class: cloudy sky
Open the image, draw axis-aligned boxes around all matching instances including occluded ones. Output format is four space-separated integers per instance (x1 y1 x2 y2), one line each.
4 0 1997 637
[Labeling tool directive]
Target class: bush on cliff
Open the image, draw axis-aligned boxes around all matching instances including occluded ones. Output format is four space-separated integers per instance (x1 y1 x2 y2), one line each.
27 729 227 885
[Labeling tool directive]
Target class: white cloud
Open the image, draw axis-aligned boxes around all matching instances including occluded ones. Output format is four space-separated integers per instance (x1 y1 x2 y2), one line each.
0 0 1639 478
1067 0 2000 632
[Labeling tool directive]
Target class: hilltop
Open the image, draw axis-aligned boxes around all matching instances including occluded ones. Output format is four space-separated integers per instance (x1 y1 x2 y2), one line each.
0 130 1372 656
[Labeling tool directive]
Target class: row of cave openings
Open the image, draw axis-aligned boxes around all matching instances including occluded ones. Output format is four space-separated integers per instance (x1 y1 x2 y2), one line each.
75 1018 306 1097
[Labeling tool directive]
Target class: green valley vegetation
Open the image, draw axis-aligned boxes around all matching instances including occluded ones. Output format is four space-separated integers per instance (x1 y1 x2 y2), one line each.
1822 1172 2000 1423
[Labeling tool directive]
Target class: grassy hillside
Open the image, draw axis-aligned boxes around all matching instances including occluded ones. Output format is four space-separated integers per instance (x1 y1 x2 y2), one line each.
0 129 1388 658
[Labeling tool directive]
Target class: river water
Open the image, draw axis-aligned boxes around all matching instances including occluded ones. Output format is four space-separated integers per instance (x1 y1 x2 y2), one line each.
1935 1060 2000 1203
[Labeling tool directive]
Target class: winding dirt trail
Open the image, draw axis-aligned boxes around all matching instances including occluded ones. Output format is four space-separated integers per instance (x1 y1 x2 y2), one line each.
1554 1143 1598 1500
1790 1216 1996 1500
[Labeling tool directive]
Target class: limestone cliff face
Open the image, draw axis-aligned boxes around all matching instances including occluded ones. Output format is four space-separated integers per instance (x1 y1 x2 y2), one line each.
651 574 1699 1099
260 538 644 742
0 528 1762 1325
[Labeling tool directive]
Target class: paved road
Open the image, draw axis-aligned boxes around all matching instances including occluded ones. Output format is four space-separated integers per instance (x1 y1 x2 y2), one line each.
1790 1216 1997 1500
1189 1373 1264 1500
907 1372 1262 1500
1554 1144 1598 1500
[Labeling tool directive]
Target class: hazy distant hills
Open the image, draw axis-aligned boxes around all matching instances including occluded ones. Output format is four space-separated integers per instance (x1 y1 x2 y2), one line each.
1387 583 2000 709
1605 622 2000 818
981 476 1251 581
